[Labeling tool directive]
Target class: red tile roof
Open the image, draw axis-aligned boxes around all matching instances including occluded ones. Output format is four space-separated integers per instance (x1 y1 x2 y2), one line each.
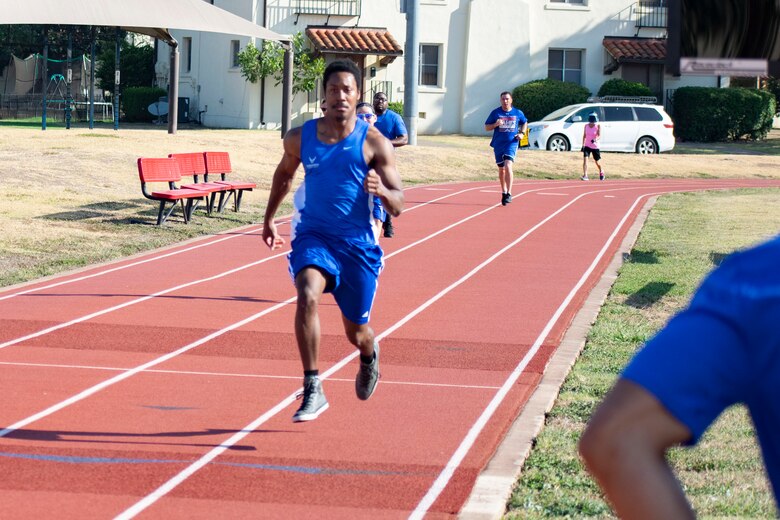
305 26 403 58
603 37 666 62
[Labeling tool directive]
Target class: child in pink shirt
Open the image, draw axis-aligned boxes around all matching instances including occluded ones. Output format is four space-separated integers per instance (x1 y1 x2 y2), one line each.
581 113 605 181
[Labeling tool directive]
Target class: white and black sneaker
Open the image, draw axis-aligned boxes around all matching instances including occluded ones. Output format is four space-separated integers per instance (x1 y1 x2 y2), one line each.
356 343 380 400
292 376 329 422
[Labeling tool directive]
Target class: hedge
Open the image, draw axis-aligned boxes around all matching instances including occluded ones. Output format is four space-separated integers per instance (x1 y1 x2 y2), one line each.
597 78 652 98
122 87 168 123
388 101 404 116
673 87 776 141
512 79 590 122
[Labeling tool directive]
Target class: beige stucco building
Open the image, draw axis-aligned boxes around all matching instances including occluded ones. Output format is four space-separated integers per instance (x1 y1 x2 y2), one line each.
156 0 719 134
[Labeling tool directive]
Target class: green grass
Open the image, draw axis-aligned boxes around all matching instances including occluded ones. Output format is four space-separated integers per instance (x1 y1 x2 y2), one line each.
506 188 780 519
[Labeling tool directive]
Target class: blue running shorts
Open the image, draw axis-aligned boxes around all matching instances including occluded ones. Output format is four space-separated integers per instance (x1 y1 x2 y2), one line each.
372 195 387 222
288 231 384 324
494 142 519 166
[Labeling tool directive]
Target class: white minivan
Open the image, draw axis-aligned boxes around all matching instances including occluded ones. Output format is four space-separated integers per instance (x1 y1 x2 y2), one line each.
525 102 675 154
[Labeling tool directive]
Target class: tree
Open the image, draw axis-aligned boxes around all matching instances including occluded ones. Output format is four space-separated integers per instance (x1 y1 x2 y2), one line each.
237 32 324 95
95 38 155 91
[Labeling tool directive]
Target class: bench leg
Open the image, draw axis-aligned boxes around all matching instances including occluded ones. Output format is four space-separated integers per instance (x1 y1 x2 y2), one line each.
182 199 191 224
216 191 227 213
219 190 235 213
235 190 244 211
207 193 217 215
157 201 167 225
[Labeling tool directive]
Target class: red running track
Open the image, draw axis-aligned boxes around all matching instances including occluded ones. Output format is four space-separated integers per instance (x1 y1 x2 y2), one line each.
0 179 778 519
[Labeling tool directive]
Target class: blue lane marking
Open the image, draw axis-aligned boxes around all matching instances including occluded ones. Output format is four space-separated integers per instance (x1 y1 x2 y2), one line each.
0 451 413 476
219 461 408 476
0 452 179 465
140 405 199 411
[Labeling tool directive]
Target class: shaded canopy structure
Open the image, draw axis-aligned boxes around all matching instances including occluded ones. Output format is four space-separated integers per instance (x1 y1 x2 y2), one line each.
1 0 293 134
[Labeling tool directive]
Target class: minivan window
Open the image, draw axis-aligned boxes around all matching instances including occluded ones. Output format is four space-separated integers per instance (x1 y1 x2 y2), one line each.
634 107 664 121
603 106 635 122
567 106 603 123
542 104 582 121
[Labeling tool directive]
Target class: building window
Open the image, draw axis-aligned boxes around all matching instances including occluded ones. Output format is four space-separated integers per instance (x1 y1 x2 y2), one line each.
550 0 585 4
230 40 240 68
419 44 440 87
548 49 583 84
183 37 192 73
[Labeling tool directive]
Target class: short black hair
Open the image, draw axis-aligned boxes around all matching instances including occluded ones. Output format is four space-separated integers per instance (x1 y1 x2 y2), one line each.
323 60 362 93
356 102 374 112
500 91 512 98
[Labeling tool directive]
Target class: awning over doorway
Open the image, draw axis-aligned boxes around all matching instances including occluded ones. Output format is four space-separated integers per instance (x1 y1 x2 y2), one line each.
305 26 403 64
603 36 666 73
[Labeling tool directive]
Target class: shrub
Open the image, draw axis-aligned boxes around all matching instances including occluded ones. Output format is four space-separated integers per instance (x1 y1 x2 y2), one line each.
122 86 167 123
673 87 775 141
597 78 652 98
763 76 780 112
512 79 590 122
388 101 404 115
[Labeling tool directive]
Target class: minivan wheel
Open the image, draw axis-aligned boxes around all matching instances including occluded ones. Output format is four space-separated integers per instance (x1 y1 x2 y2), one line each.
547 134 570 152
636 137 658 154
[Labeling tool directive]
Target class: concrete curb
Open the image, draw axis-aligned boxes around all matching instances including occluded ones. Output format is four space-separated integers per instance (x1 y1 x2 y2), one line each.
458 196 658 519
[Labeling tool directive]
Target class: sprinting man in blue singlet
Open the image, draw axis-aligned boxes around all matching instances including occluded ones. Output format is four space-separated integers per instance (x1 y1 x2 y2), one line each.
262 60 405 423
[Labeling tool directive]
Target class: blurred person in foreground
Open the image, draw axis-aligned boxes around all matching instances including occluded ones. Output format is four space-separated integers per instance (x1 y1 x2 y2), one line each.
579 234 780 518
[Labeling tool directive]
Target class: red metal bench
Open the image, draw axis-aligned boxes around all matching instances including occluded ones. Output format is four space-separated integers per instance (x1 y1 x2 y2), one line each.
203 151 257 212
168 153 231 214
137 157 209 225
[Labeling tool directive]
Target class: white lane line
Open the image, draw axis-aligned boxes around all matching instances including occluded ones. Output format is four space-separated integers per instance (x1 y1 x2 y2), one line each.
0 183 588 438
0 183 484 303
537 192 570 196
0 183 572 352
0 361 501 390
114 186 626 519
0 250 289 351
407 192 666 519
0 297 297 439
0 226 265 302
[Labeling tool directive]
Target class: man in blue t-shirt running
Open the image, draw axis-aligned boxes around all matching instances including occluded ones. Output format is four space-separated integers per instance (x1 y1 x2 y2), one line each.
580 235 780 517
262 61 404 423
373 91 408 237
484 91 527 206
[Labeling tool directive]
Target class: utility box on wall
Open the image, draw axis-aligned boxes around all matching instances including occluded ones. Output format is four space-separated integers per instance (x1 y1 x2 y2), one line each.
176 97 190 123
159 97 190 123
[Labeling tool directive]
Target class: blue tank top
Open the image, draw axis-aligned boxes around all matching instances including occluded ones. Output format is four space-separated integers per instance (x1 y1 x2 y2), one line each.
292 118 374 242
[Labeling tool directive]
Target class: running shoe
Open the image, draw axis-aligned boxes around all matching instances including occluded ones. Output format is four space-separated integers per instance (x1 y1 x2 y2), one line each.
292 376 329 422
581 175 589 181
599 171 605 181
505 193 513 204
356 342 380 400
383 215 395 238
501 193 508 206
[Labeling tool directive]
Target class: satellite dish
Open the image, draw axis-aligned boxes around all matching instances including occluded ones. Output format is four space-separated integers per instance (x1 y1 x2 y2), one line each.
148 101 169 116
